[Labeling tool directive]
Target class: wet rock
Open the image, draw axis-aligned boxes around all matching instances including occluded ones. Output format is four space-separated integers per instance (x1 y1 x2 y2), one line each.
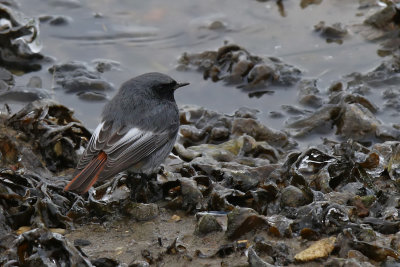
234 107 260 119
314 21 348 44
0 3 47 72
77 91 108 101
383 87 400 112
294 236 336 262
387 143 400 180
291 201 351 236
190 14 228 31
194 214 223 236
179 105 231 144
248 247 275 267
282 104 312 115
177 43 301 89
165 237 187 255
347 56 400 85
287 87 386 141
226 207 268 240
7 99 91 172
231 118 288 147
209 240 250 258
0 0 18 8
253 239 292 265
0 87 51 103
362 217 400 235
337 103 380 140
178 104 292 153
336 229 400 262
325 257 375 267
297 79 323 108
48 61 115 99
337 93 378 114
281 185 312 208
124 203 159 221
173 143 201 161
353 240 400 262
39 15 72 26
265 214 293 238
179 125 207 144
92 58 121 73
129 261 150 267
180 177 204 211
210 126 230 140
286 105 341 137
195 211 228 230
364 5 400 29
222 169 261 192
0 228 91 266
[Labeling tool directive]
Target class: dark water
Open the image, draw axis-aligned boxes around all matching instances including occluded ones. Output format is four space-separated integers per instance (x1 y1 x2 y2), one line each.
16 0 383 134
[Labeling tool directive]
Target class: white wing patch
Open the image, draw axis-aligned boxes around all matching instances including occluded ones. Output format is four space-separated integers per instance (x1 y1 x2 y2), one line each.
91 121 105 150
76 121 105 169
105 127 144 153
76 120 171 181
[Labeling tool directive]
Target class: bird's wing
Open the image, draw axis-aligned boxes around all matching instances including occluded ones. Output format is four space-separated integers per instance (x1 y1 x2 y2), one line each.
76 121 110 170
76 119 176 180
99 125 173 180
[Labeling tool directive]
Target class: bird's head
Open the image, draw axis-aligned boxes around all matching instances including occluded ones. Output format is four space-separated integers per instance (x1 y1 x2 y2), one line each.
136 72 189 100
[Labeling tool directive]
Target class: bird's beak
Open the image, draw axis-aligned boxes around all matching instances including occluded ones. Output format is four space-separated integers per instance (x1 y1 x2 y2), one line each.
174 82 190 91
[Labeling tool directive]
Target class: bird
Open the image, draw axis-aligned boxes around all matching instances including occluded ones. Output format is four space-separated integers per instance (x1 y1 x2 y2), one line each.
64 72 189 194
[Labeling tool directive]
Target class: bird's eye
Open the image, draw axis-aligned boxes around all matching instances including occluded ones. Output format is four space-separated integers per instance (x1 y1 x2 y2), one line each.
170 81 177 88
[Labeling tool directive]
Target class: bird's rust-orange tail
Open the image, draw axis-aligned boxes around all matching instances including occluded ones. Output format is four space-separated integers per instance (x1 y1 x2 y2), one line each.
64 151 107 194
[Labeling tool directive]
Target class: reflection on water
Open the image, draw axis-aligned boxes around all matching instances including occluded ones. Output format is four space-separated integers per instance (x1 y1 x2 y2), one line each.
15 0 382 137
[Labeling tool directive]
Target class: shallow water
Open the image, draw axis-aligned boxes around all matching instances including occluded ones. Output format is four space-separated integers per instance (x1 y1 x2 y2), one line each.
16 0 384 135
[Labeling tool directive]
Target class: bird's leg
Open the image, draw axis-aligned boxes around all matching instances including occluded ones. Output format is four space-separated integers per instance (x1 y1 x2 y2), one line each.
126 172 161 203
126 172 147 203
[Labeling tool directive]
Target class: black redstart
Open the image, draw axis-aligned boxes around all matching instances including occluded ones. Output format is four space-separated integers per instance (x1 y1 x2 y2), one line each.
64 72 189 194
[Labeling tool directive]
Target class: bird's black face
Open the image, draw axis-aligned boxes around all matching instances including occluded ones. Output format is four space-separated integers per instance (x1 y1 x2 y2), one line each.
152 80 189 100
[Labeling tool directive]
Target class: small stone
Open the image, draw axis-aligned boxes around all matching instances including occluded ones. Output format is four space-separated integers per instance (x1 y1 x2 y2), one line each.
124 203 159 221
347 249 370 261
16 226 31 235
281 185 312 208
49 16 71 26
129 260 150 267
337 103 380 140
195 214 223 236
248 247 275 267
294 236 336 262
210 127 230 140
226 207 268 240
234 107 260 119
49 228 66 235
208 20 226 30
77 91 108 101
171 215 181 222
